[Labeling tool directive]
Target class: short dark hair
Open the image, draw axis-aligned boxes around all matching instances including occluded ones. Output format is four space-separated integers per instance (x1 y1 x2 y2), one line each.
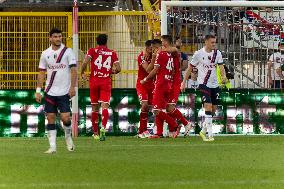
49 28 62 36
151 39 162 45
145 40 152 47
96 34 108 45
204 34 216 41
161 35 173 44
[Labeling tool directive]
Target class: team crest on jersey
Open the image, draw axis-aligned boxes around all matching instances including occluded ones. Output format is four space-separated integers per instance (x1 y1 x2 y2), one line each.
208 56 211 60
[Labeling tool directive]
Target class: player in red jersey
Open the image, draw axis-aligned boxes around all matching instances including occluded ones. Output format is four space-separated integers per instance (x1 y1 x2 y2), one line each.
81 34 121 141
136 40 154 138
163 36 193 138
140 36 179 138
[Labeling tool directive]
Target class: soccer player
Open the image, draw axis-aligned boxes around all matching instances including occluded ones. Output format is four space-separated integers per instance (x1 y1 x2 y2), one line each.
181 35 227 141
136 40 154 138
81 34 121 141
268 42 284 89
35 28 76 154
140 36 179 138
161 36 192 138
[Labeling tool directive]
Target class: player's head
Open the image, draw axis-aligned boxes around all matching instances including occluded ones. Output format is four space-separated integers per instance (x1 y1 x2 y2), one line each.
145 40 152 54
279 41 284 50
151 39 162 51
175 37 182 49
97 34 108 46
49 28 62 47
204 35 216 50
161 35 172 47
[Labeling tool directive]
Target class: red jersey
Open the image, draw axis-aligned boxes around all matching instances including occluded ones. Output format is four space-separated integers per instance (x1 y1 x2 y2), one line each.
173 53 181 84
154 51 174 88
137 51 154 87
87 46 119 81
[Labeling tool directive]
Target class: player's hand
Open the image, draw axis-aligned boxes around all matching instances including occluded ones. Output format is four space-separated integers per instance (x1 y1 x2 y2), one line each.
81 73 88 81
69 87 76 98
180 81 186 92
221 77 228 85
268 77 273 86
35 93 42 103
140 78 146 85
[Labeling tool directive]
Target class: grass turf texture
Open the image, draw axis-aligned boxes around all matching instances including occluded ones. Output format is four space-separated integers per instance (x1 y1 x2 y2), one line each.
0 136 284 189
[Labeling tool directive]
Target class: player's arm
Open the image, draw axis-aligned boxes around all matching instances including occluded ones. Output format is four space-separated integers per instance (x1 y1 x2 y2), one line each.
141 65 159 84
217 52 227 84
35 53 46 103
112 52 121 74
112 61 121 74
146 49 159 73
69 66 77 98
180 53 188 71
81 55 91 80
68 50 78 98
267 60 273 86
276 67 284 80
180 64 192 91
218 64 228 84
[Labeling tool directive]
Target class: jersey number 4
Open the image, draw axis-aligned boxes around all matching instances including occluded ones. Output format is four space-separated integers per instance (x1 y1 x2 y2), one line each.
94 55 111 71
166 58 174 71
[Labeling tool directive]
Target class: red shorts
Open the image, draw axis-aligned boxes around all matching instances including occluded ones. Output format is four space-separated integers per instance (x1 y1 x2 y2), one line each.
136 82 154 105
169 83 181 104
90 78 111 104
152 86 171 110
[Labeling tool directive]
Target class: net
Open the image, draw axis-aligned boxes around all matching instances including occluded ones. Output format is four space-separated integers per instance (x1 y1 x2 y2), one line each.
162 1 284 89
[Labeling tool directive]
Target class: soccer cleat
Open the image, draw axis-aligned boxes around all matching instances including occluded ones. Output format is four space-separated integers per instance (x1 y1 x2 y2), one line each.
44 148 56 154
173 125 182 138
142 130 151 138
92 134 100 140
207 137 215 142
183 123 192 137
168 132 175 138
199 131 208 141
99 127 106 141
137 133 146 138
149 134 163 139
65 136 75 152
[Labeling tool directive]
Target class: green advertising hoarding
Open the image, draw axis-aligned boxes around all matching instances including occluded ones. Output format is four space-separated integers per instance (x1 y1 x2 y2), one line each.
0 89 284 137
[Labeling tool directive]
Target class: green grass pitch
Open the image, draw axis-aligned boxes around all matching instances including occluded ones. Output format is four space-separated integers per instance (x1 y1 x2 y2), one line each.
1 136 284 189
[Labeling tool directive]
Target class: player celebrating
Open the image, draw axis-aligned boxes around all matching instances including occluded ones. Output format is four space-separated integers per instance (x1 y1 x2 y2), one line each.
161 36 192 138
181 35 227 141
136 40 154 138
141 36 179 138
35 28 77 154
81 34 121 141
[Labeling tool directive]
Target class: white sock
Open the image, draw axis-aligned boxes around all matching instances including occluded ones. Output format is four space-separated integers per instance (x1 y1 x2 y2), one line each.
64 125 72 138
201 122 207 134
205 114 213 138
48 130 57 150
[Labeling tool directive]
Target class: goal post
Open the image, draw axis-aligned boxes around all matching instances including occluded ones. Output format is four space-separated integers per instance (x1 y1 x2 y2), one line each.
161 1 284 35
161 1 284 89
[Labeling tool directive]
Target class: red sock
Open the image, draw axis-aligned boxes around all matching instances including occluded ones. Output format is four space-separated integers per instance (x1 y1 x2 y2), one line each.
139 111 148 134
169 108 188 126
92 111 99 134
155 114 164 136
102 109 109 128
158 111 178 131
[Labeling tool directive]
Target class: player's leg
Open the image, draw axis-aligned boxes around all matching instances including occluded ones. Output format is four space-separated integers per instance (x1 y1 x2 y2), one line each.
137 86 150 138
91 103 100 140
90 81 100 139
209 87 221 141
99 102 109 141
150 89 178 138
199 85 213 141
44 94 58 153
58 94 75 151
